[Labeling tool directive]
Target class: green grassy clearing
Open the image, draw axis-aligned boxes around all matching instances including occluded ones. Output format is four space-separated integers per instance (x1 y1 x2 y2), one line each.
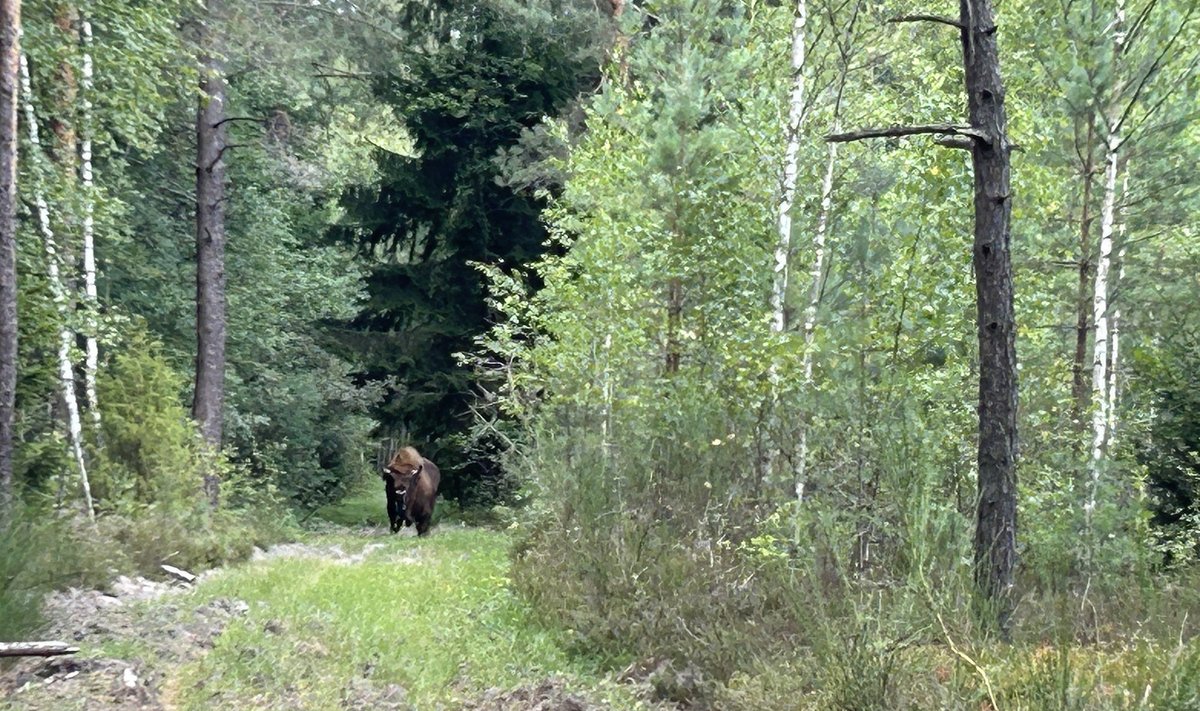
166 528 645 709
313 481 388 528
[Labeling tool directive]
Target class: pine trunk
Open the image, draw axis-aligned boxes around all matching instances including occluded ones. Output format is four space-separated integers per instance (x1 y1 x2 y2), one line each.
19 53 94 521
1071 120 1096 415
961 0 1018 633
0 0 18 519
193 0 229 509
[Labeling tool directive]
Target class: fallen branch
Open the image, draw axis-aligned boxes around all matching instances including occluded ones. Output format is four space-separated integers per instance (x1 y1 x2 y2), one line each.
0 641 79 658
161 563 197 583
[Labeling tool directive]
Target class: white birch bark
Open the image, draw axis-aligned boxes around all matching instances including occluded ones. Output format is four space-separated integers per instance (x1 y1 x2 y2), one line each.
19 52 94 521
793 128 837 502
766 0 806 492
1106 167 1129 451
770 0 807 335
1089 137 1116 466
1086 0 1125 524
79 18 100 430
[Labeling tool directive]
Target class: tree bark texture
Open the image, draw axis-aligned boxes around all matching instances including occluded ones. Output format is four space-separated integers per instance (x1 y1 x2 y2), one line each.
0 0 19 518
665 277 681 374
960 0 1018 631
1087 0 1126 526
1071 120 1096 414
193 0 229 509
19 53 94 521
1106 168 1129 452
770 0 806 335
79 16 100 430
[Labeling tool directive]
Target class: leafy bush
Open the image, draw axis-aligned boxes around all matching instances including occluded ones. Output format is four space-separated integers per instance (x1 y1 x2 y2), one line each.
93 329 204 507
0 513 54 641
0 509 118 641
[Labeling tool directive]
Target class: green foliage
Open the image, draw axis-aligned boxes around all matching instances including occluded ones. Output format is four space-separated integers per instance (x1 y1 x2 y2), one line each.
0 512 57 641
1135 327 1200 564
92 329 203 506
331 0 613 505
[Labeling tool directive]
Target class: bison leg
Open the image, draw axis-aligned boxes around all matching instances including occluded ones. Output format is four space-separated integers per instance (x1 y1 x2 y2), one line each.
384 480 402 533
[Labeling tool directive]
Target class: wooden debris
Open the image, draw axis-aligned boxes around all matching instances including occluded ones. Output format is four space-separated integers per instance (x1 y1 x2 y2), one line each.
0 641 79 658
161 564 197 583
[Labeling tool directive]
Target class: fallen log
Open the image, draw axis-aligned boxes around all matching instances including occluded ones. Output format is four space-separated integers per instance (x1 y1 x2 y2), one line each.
0 641 80 658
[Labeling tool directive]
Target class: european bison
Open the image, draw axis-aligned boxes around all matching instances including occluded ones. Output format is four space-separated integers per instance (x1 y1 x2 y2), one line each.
382 446 441 536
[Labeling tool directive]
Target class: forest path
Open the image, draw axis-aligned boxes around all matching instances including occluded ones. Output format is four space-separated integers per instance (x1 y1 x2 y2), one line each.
0 525 654 711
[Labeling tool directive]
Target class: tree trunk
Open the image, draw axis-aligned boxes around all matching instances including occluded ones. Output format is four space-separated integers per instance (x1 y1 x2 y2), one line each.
794 8 854 499
79 14 100 431
1087 0 1125 527
1106 168 1129 452
1089 139 1117 474
961 0 1018 633
193 0 229 508
792 131 834 502
770 0 807 335
0 0 19 520
1071 120 1096 415
19 53 94 521
764 0 807 488
665 277 681 374
49 3 77 164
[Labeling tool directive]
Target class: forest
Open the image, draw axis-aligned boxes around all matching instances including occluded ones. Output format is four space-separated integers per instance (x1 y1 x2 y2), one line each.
1 0 1200 708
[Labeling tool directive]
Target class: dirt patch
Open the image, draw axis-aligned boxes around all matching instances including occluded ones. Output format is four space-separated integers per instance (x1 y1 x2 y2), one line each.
249 540 393 565
462 678 599 711
341 677 412 710
2 595 251 711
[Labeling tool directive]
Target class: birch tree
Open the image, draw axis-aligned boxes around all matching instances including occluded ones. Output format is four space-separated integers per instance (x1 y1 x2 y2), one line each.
79 12 100 429
1084 0 1198 509
19 52 94 521
769 0 806 340
794 0 860 500
1105 168 1129 452
0 0 18 519
1088 1 1125 497
766 0 806 493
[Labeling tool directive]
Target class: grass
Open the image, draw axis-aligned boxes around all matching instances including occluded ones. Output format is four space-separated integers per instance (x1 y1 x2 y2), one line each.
313 478 501 530
313 481 387 528
165 527 647 709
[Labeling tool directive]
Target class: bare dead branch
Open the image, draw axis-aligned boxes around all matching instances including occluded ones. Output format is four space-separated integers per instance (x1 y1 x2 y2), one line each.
888 14 964 30
0 642 79 658
259 1 405 43
212 116 265 129
826 122 990 145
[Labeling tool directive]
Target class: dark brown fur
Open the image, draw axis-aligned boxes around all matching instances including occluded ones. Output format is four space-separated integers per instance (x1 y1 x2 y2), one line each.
384 446 441 536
